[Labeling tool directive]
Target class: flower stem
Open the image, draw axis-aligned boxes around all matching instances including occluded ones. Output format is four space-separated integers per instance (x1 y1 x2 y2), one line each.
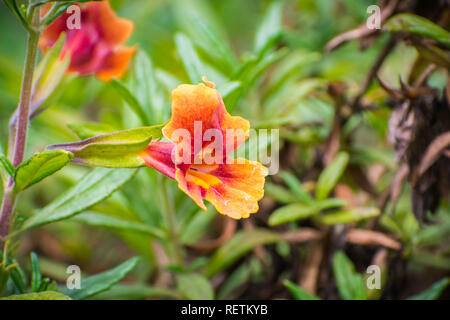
160 176 183 266
12 19 40 167
0 8 40 241
0 189 16 240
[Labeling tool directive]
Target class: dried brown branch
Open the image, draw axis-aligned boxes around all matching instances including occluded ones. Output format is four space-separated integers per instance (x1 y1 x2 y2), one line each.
298 239 325 294
187 218 237 252
281 228 323 243
347 229 401 250
413 131 450 185
324 0 399 52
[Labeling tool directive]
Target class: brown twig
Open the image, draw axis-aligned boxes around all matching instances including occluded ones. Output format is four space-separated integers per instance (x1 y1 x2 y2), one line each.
298 239 325 294
324 0 399 52
352 35 397 110
347 229 401 250
187 217 237 252
281 228 322 243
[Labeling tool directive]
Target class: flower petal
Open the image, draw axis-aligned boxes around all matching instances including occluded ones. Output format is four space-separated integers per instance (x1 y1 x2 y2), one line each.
39 8 69 52
205 159 268 219
175 168 207 211
87 1 134 46
162 82 249 161
96 46 136 81
140 141 176 180
173 159 268 219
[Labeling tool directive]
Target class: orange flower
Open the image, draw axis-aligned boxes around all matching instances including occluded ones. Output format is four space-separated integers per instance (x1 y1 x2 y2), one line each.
140 79 268 219
39 1 135 81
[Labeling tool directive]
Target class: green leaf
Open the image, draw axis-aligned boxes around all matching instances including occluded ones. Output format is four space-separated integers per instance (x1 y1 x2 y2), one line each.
180 208 216 245
315 198 348 211
217 81 242 100
173 0 237 72
47 126 163 168
319 207 380 225
203 229 280 277
110 78 150 125
13 150 73 192
316 152 349 201
408 277 450 300
264 183 298 204
63 257 140 300
1 291 71 300
91 284 180 300
9 260 27 294
72 211 164 240
332 251 366 300
68 122 117 140
217 263 251 299
280 171 314 204
384 13 450 46
175 32 205 84
21 168 136 231
176 273 214 300
30 252 42 293
284 280 321 300
268 204 318 226
254 1 284 55
32 34 70 111
130 50 167 125
0 153 14 177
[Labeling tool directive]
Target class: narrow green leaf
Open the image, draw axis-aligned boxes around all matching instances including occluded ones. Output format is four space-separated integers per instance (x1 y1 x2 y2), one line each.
284 280 321 300
319 207 380 225
47 125 163 168
280 171 314 204
111 79 150 125
30 253 42 293
316 152 349 201
32 34 70 111
176 273 214 300
72 211 164 240
91 284 180 300
254 1 284 55
203 230 280 277
175 33 205 84
21 168 137 230
1 291 71 300
0 153 15 177
265 183 298 204
332 251 366 300
268 204 318 226
130 50 167 125
180 208 216 245
217 263 251 299
63 257 140 300
173 0 237 72
384 13 450 46
408 277 450 300
9 261 27 294
315 198 348 211
68 122 117 140
14 150 73 192
217 81 242 100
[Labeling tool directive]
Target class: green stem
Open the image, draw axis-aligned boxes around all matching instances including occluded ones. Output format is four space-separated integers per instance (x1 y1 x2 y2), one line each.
0 8 40 241
160 176 183 266
12 22 40 166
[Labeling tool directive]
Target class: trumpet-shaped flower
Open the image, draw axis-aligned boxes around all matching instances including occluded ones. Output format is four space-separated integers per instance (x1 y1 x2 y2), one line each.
39 1 135 81
140 79 268 219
